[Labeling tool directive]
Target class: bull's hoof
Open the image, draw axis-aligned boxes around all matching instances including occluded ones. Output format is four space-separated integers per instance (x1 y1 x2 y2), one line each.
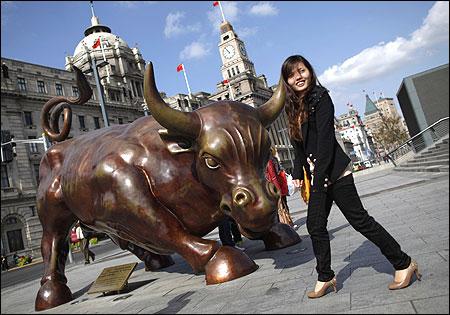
35 280 73 311
262 222 301 251
205 246 258 285
144 254 175 271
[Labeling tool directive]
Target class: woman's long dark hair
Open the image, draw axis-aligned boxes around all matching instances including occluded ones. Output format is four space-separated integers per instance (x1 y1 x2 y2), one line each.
281 55 322 141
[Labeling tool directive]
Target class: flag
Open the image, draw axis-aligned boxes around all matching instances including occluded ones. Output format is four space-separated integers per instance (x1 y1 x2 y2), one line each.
176 64 184 72
222 79 229 84
213 1 219 7
92 37 101 49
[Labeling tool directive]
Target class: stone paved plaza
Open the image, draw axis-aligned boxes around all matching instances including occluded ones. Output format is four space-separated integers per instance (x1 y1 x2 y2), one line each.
1 167 449 314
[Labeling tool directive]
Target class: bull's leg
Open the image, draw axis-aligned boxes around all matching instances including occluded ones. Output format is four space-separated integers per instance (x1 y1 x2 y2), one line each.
261 222 302 250
35 187 76 311
109 236 174 271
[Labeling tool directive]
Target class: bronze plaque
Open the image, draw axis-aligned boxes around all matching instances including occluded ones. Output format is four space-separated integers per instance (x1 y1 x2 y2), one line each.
87 262 137 295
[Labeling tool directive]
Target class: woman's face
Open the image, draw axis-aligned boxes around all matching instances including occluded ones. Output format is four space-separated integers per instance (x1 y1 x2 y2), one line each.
286 62 311 95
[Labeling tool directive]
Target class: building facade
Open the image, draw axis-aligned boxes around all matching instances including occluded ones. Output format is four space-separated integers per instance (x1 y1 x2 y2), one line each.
396 63 449 138
336 105 374 162
1 12 146 263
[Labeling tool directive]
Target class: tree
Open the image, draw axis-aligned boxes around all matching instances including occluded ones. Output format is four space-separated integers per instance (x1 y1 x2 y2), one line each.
371 114 409 152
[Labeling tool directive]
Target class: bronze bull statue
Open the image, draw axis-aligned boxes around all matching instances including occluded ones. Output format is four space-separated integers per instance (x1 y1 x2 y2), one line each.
35 62 301 311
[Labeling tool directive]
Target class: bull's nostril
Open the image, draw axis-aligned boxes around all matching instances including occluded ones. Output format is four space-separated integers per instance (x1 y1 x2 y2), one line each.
234 192 247 206
266 182 279 197
232 188 252 207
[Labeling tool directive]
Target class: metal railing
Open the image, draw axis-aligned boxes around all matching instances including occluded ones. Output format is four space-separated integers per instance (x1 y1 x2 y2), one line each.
386 117 449 166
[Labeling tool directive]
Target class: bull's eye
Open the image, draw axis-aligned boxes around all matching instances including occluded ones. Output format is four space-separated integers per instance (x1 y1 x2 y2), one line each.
205 157 220 169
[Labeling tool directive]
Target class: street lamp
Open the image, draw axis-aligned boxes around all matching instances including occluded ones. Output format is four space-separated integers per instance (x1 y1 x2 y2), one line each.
83 57 110 127
142 102 149 116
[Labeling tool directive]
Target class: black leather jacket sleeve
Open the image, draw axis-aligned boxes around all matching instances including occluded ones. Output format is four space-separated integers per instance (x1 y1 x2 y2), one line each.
313 92 335 191
291 139 305 180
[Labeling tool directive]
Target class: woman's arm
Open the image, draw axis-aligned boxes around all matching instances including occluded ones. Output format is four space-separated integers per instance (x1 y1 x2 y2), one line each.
313 92 335 192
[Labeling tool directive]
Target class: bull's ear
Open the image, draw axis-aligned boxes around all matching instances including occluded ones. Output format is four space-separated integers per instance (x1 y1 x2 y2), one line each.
158 129 195 154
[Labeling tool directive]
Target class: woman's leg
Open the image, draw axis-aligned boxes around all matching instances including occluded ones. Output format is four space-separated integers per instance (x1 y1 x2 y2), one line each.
307 190 334 282
331 174 410 270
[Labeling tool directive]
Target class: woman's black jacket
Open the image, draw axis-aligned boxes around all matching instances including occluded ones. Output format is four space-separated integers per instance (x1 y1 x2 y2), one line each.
290 85 351 193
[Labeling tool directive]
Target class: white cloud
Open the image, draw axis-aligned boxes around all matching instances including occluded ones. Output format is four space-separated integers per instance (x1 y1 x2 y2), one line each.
207 1 239 32
249 2 279 16
319 1 449 87
237 26 258 38
116 1 156 8
164 11 201 38
179 41 211 60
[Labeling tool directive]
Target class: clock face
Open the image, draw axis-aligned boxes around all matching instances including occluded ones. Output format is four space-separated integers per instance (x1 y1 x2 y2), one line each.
239 44 247 56
223 45 235 59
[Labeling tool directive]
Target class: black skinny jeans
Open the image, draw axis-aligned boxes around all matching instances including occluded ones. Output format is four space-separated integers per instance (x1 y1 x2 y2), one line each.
307 174 411 282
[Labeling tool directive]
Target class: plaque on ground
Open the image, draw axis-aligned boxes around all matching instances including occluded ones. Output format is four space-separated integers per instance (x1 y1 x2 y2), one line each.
87 262 137 295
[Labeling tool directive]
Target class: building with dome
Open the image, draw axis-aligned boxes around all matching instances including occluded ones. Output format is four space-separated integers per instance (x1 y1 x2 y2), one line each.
0 8 149 265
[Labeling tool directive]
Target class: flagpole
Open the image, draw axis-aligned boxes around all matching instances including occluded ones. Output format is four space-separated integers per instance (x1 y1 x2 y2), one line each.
99 36 110 82
181 65 192 99
218 1 226 22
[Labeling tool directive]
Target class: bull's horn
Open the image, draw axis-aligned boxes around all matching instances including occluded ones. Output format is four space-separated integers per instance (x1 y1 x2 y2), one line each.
144 62 200 139
257 75 286 127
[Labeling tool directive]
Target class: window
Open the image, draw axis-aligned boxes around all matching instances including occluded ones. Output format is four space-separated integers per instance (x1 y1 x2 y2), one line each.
18 77 27 91
37 80 46 94
227 70 231 78
72 86 79 97
30 205 36 217
93 117 100 129
55 83 63 96
28 136 38 153
236 66 240 74
118 117 123 125
2 64 9 78
33 164 40 185
7 229 24 252
231 68 236 76
135 81 143 97
1 165 10 188
24 111 33 126
110 65 116 74
108 90 121 102
78 115 86 129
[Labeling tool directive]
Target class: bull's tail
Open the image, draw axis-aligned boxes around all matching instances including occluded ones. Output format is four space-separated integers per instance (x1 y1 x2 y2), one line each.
40 66 92 142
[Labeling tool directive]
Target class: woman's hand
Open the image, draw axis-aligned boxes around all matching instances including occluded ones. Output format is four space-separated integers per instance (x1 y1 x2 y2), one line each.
293 179 303 188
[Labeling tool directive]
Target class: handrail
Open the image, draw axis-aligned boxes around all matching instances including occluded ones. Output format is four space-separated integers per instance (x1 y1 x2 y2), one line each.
386 116 449 166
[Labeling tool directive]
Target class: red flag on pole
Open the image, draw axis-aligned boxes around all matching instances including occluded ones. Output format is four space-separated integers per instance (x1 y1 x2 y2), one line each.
213 1 219 7
222 79 229 84
176 64 184 72
92 37 101 49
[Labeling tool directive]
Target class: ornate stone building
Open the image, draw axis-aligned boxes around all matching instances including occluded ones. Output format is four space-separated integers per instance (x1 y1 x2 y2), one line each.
1 11 146 263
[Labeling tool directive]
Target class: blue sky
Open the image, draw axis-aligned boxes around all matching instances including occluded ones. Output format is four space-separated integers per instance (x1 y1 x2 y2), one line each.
2 1 449 117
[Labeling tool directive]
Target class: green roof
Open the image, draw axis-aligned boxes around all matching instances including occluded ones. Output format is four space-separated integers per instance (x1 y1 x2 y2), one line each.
364 94 378 115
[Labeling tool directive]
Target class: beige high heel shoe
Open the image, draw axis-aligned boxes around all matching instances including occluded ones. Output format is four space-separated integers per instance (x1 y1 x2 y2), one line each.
389 260 422 290
307 277 337 298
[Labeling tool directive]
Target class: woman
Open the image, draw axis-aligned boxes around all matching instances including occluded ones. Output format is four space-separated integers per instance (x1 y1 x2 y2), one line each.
281 55 420 298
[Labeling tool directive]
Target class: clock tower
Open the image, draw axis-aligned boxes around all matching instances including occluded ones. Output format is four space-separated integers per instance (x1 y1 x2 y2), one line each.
218 21 256 80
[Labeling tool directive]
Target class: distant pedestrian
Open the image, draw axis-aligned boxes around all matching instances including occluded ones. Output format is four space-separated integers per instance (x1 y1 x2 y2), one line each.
218 217 245 251
282 54 419 299
265 147 297 229
76 222 95 264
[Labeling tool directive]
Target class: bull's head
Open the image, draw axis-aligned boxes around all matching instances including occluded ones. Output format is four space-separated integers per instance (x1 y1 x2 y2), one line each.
144 62 286 237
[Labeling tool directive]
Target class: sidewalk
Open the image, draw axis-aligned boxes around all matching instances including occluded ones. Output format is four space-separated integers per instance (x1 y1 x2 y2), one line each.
1 168 448 314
